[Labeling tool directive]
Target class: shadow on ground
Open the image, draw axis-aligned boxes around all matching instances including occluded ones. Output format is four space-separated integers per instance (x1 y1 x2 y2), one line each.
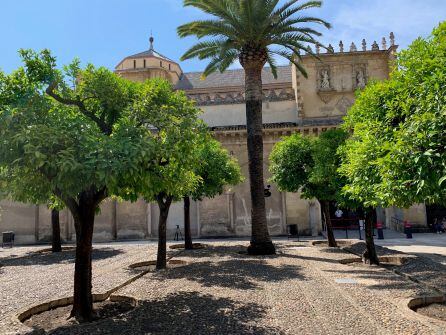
1 248 123 267
32 292 284 335
154 245 306 290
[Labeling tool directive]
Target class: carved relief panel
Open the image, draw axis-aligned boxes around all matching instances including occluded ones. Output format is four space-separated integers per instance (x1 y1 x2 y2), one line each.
353 64 368 89
317 65 332 91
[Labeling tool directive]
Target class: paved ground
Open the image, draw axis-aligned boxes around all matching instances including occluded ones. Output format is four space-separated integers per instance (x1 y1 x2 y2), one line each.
0 242 172 335
2 239 445 335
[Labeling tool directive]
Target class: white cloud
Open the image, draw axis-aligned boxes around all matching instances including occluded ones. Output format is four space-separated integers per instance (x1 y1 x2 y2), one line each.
319 0 445 50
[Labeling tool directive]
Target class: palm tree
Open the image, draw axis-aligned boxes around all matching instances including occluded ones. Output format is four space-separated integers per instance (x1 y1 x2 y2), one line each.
178 0 330 255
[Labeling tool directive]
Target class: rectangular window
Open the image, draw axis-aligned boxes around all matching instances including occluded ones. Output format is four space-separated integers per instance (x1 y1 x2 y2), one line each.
160 61 163 67
169 64 171 70
144 59 146 68
133 60 136 69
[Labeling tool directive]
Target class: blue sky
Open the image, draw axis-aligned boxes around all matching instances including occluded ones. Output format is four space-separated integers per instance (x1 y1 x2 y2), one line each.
1 0 444 74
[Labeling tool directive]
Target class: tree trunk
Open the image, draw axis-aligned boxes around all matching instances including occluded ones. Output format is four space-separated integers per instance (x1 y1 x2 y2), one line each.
62 188 106 322
156 195 172 270
183 196 193 250
243 63 275 255
51 209 62 252
321 200 337 247
71 204 96 321
363 208 380 265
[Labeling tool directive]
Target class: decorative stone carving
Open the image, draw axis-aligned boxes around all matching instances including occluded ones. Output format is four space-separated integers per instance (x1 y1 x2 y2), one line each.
390 32 395 46
320 69 330 89
316 66 335 103
339 41 344 53
382 37 387 50
188 88 295 106
362 39 367 51
316 43 320 54
350 42 357 52
335 96 354 114
353 64 368 89
372 41 379 51
327 44 334 53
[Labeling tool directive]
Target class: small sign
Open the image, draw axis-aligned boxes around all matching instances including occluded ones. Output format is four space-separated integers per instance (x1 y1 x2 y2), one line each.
335 278 358 284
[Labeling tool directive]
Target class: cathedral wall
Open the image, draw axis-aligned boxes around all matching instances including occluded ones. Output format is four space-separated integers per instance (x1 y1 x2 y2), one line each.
297 52 391 119
199 100 298 127
0 201 37 244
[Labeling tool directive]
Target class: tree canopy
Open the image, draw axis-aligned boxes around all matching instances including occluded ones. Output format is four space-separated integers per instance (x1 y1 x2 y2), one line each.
339 22 446 208
269 129 349 204
178 0 331 78
0 49 208 319
190 139 243 201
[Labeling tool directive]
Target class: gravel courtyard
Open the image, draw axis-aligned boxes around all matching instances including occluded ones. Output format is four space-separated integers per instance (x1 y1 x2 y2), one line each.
1 240 445 335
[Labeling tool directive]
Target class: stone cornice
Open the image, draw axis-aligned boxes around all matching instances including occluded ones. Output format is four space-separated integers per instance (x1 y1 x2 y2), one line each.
187 87 295 106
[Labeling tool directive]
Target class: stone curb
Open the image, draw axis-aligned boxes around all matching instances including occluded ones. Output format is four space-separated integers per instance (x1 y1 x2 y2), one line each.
14 249 184 330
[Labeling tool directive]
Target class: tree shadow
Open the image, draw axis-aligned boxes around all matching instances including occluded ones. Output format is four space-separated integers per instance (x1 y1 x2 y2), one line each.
152 258 305 290
40 292 285 335
1 247 124 267
177 244 251 259
322 265 432 294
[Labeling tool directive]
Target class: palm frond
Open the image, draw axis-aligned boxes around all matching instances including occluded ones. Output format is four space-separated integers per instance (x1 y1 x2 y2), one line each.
179 0 331 78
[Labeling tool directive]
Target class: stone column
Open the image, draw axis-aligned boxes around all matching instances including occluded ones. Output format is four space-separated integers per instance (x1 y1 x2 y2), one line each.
146 202 152 238
281 192 287 234
34 205 39 242
111 199 117 240
64 208 71 241
196 201 201 238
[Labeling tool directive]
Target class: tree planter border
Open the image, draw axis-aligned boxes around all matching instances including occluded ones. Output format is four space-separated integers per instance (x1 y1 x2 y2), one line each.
406 295 446 325
311 240 354 247
169 243 207 250
338 255 411 266
128 259 187 270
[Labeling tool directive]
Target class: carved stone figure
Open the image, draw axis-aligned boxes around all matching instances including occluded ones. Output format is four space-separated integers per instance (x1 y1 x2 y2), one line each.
356 69 366 88
320 69 330 89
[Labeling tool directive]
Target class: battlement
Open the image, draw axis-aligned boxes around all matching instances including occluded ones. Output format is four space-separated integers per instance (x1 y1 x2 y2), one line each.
305 32 397 55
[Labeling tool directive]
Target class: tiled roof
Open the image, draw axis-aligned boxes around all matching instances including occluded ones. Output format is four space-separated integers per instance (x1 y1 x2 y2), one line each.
175 65 292 90
125 49 175 63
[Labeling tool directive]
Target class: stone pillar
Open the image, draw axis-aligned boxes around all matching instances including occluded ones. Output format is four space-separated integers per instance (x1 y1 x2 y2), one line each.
281 192 287 234
227 193 235 231
111 199 117 240
196 202 201 238
146 202 152 238
309 200 319 236
64 208 71 241
34 205 39 242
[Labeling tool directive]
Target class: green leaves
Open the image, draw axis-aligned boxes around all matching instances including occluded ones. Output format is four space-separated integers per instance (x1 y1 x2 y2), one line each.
178 0 330 76
269 129 351 205
0 51 212 210
190 139 243 201
340 22 446 207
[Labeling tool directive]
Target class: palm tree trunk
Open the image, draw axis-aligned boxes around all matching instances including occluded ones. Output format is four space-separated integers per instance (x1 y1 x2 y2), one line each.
51 209 62 252
183 196 193 250
244 64 275 255
156 194 173 270
363 207 379 265
320 200 337 247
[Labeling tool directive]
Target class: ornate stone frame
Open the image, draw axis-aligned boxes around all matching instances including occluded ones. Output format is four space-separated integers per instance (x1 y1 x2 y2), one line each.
316 65 336 104
352 63 368 90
